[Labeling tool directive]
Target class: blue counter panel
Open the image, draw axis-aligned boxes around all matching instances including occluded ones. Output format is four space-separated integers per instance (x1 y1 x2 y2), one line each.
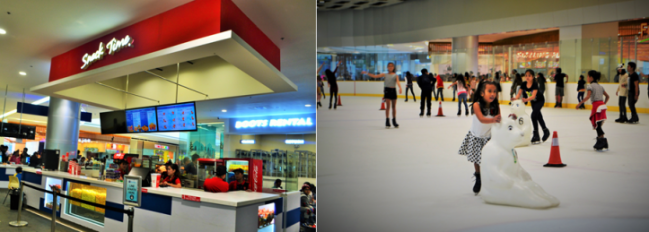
139 192 172 215
0 168 8 181
105 201 125 222
23 172 42 185
266 197 283 215
284 207 300 228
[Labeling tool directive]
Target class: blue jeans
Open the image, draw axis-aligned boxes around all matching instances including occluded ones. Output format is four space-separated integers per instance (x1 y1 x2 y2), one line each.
458 93 468 113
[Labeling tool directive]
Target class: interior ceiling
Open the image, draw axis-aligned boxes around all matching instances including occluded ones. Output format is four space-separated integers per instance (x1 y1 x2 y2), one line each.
318 28 559 53
0 0 316 126
317 0 405 11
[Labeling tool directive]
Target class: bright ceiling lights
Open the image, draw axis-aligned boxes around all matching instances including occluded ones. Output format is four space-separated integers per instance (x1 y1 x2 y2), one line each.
305 104 312 107
0 28 6 34
19 71 26 76
221 109 227 112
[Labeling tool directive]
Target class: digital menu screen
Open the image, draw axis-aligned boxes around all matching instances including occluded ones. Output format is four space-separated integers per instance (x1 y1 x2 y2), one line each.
126 107 158 133
156 102 197 132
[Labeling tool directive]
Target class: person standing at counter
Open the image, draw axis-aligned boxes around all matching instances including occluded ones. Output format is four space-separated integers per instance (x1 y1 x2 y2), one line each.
118 160 131 180
273 179 283 189
229 168 249 191
20 148 29 164
182 157 197 175
29 152 42 168
300 184 316 226
204 166 229 193
0 145 8 163
160 164 182 188
9 150 21 164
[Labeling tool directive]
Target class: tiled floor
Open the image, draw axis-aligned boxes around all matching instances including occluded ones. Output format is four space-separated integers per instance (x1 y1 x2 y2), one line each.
0 189 83 232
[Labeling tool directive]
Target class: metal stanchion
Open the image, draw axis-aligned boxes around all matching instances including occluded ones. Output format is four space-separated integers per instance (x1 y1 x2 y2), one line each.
127 207 134 232
9 183 28 227
51 190 58 232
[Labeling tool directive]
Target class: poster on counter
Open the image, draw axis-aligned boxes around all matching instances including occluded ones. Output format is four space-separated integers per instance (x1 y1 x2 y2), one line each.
123 175 142 207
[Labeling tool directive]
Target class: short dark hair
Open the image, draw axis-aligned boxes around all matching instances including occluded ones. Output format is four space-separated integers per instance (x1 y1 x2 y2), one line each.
421 68 428 74
216 165 227 176
588 70 601 82
191 154 200 162
274 179 282 185
16 167 22 173
628 61 636 70
233 168 244 175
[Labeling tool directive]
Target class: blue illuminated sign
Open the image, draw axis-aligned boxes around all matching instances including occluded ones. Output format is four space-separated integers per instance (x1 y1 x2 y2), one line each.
240 139 256 144
229 113 316 135
285 139 305 145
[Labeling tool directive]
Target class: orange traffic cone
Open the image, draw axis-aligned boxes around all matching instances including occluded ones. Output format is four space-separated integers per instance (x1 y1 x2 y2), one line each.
380 98 386 110
544 131 566 167
337 96 343 106
435 101 445 117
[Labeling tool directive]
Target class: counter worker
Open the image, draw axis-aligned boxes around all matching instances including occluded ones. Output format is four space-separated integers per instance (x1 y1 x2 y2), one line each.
229 168 250 191
203 165 229 193
9 150 21 164
20 148 29 164
160 164 182 188
29 152 42 168
273 179 283 189
0 145 8 163
118 159 131 181
183 154 199 175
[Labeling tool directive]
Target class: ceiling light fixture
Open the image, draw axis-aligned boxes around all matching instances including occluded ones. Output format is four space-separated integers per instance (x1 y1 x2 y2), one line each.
221 109 227 112
19 71 26 76
0 28 6 34
305 104 312 107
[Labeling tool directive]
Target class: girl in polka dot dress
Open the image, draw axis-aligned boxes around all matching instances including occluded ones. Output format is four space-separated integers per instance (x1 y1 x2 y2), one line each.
458 81 502 195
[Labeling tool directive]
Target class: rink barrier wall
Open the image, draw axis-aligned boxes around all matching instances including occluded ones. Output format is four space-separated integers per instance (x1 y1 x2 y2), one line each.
328 81 649 114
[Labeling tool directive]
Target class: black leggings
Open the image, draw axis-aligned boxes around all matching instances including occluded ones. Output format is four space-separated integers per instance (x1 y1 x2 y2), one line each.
596 121 604 137
531 100 547 131
405 85 415 100
628 96 638 120
619 96 627 119
577 92 584 103
329 88 338 108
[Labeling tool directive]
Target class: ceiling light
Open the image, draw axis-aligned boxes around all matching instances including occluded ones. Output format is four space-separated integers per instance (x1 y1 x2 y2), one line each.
221 109 227 112
0 28 6 34
19 71 26 76
305 104 312 107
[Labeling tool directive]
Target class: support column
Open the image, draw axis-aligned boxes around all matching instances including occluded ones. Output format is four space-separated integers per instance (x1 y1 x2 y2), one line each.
452 35 479 76
45 97 81 158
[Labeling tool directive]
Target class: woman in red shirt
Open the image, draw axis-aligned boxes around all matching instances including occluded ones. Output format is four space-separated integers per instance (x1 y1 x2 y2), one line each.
160 164 182 188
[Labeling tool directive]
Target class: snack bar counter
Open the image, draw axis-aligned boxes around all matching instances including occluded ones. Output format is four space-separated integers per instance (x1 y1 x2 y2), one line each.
1 164 284 232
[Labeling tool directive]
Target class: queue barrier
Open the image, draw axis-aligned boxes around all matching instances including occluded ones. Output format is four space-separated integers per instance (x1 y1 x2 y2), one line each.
11 181 135 232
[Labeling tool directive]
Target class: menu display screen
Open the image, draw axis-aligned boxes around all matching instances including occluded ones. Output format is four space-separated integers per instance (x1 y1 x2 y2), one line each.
126 107 158 133
156 102 197 132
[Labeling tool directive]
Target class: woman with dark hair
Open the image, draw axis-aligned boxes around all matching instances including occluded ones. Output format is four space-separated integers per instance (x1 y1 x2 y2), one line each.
448 74 470 116
537 72 547 103
325 60 342 110
576 70 610 150
362 62 402 128
510 73 523 104
404 71 416 102
577 75 587 109
9 150 21 164
513 69 550 144
161 164 182 188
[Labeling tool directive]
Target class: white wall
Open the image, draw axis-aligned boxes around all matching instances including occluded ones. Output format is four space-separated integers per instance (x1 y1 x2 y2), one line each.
335 81 649 112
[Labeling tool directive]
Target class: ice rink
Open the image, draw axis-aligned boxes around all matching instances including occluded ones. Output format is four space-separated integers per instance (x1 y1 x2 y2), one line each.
317 96 649 232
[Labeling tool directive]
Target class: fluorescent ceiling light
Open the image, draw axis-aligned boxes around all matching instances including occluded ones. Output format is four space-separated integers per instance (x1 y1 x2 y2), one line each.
240 139 255 144
305 104 311 107
19 71 26 76
222 109 227 112
0 28 6 34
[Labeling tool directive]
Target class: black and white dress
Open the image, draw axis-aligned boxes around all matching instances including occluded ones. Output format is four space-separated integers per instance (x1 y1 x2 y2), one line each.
458 107 493 164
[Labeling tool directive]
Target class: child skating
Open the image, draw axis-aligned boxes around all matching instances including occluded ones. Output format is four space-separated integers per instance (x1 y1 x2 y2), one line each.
362 62 402 128
458 81 502 195
576 70 610 150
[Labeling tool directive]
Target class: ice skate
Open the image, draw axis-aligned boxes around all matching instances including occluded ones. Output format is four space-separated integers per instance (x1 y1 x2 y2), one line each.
426 109 432 117
473 172 481 195
594 137 608 151
542 128 550 142
392 118 399 128
419 110 424 117
615 117 627 123
531 130 541 144
385 118 391 129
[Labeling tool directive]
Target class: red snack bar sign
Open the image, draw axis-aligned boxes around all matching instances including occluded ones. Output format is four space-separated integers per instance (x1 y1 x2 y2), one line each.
142 189 148 193
182 195 201 202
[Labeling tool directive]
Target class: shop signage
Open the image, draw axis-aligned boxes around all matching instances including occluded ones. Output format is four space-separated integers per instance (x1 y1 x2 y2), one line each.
123 175 142 207
154 144 169 150
182 195 201 202
142 188 148 193
253 165 259 192
229 113 316 134
81 35 134 69
78 138 91 143
516 52 559 59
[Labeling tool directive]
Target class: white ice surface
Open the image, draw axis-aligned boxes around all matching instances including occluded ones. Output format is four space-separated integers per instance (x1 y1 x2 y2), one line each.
316 96 649 232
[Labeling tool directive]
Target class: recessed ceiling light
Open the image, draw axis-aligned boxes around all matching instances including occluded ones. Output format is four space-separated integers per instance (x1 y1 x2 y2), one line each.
221 109 227 112
305 104 312 107
0 28 6 34
19 71 26 76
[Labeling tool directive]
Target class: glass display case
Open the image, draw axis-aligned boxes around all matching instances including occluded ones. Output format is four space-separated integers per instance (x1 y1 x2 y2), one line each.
66 182 107 226
44 177 62 211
